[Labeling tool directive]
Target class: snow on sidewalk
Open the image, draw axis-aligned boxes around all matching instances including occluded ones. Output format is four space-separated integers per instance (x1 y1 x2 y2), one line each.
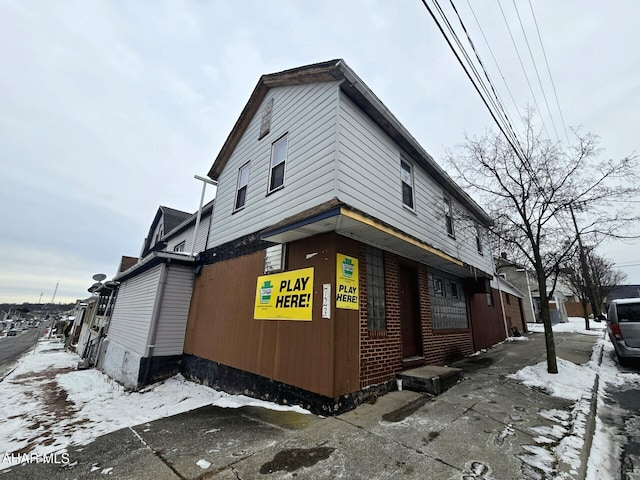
0 338 308 471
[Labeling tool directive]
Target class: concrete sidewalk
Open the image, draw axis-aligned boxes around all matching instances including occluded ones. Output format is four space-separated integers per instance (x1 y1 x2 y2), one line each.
3 332 599 480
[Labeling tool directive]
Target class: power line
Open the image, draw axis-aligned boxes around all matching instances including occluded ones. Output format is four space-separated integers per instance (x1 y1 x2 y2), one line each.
511 0 560 144
496 0 551 141
420 0 527 162
527 0 570 144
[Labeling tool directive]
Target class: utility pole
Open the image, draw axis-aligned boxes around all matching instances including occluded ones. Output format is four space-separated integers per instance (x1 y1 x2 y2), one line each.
569 205 599 328
50 281 59 305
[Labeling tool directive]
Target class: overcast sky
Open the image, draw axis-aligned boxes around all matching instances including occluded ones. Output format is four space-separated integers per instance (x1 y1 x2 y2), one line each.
1 0 639 304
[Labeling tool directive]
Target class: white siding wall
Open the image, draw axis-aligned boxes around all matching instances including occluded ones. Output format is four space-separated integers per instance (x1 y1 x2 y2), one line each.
207 82 340 248
107 265 161 357
153 265 194 356
165 214 211 254
337 92 493 273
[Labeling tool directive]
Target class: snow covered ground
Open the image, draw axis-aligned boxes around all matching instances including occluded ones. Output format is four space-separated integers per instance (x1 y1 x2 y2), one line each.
0 317 636 478
0 338 308 471
520 316 639 480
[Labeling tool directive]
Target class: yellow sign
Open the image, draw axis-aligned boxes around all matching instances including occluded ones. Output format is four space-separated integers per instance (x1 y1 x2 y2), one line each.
254 268 314 321
336 254 359 310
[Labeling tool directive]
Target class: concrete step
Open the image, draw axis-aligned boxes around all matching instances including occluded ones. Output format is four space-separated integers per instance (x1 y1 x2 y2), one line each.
396 365 463 395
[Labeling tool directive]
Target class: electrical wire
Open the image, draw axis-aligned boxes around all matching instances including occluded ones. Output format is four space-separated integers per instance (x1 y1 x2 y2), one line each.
497 0 552 141
512 0 560 144
528 0 570 144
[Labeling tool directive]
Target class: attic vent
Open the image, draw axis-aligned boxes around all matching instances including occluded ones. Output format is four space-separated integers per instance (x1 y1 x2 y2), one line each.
264 244 286 273
259 98 274 140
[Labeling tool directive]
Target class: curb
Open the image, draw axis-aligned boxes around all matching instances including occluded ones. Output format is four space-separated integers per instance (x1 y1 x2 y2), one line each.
578 337 605 480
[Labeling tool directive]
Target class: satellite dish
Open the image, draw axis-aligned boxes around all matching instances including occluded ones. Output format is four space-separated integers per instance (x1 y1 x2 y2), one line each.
93 273 107 282
88 282 102 293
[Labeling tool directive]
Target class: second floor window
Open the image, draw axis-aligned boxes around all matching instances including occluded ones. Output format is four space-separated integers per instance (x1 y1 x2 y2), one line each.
268 135 288 193
235 162 250 211
173 241 186 252
444 196 455 237
400 160 414 209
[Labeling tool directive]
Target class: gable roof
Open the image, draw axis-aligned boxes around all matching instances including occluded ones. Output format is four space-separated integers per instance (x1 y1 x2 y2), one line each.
208 59 491 226
141 206 192 257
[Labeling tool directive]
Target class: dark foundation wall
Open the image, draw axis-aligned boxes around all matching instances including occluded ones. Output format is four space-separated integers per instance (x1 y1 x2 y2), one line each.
183 232 359 399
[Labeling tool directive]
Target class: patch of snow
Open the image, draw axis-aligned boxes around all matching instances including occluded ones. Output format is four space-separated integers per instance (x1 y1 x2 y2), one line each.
0 338 311 471
196 459 211 469
509 358 596 401
527 316 606 336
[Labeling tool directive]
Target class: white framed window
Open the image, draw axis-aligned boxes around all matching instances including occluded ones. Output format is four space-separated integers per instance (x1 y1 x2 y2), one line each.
234 162 251 211
400 159 415 209
434 277 445 296
264 244 286 273
268 134 288 193
476 224 483 255
444 196 455 237
173 241 186 252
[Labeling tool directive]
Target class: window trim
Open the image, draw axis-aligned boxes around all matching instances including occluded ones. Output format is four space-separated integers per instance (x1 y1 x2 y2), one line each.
173 240 186 253
234 161 251 212
400 159 415 211
267 134 288 194
444 195 455 238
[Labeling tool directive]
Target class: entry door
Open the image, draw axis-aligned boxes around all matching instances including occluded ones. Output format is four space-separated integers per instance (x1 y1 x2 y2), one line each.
399 266 421 358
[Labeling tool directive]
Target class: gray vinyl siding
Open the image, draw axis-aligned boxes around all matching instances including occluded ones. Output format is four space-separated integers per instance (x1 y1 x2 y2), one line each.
337 92 493 273
153 265 194 357
107 265 161 357
165 215 211 254
207 82 340 248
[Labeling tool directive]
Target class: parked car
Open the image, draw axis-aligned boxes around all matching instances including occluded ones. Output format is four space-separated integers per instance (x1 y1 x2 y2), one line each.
6 330 18 337
607 298 640 366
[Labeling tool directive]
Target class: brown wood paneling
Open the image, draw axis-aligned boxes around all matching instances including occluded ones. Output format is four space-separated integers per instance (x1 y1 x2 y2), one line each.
468 288 507 350
184 232 361 399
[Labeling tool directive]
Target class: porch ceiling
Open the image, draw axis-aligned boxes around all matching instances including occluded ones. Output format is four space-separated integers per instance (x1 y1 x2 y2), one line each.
261 206 491 279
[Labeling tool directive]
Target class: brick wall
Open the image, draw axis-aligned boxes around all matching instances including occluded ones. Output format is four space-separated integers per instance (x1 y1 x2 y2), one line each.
359 246 402 387
419 264 474 365
359 245 474 388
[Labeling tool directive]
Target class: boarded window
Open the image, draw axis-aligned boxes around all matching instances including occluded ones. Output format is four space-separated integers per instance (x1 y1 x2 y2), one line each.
268 135 288 193
366 245 386 330
400 159 414 209
430 270 468 329
234 162 250 211
259 98 274 140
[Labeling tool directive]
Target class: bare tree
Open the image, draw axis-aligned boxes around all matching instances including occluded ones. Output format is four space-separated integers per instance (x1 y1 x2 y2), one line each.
447 111 639 373
561 249 591 330
588 252 628 312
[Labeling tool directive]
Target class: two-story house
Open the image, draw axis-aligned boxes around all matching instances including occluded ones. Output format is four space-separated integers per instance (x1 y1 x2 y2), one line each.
98 201 214 390
182 60 499 413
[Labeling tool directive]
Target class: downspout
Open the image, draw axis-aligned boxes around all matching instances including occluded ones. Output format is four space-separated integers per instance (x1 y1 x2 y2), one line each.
495 274 510 338
142 261 169 386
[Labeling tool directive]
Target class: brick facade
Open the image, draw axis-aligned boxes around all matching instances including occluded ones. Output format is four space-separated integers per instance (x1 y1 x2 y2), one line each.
359 244 474 388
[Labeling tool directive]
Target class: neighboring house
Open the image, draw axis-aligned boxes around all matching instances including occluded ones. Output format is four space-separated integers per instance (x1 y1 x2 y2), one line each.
495 258 539 324
98 201 214 390
182 60 501 413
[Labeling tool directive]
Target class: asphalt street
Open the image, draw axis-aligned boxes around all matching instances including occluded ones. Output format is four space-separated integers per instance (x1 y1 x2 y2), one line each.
0 328 41 379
